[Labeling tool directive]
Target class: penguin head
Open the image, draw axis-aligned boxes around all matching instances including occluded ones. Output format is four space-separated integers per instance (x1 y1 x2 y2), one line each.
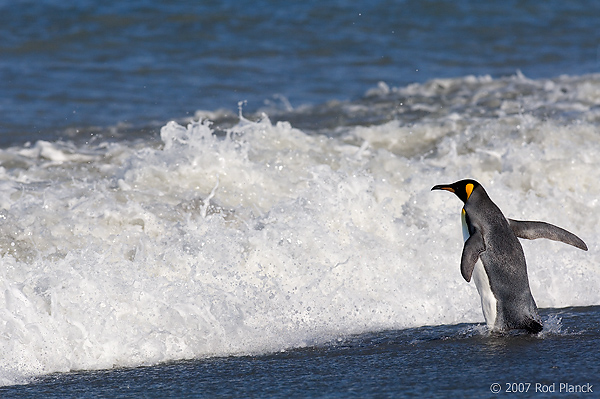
431 179 481 203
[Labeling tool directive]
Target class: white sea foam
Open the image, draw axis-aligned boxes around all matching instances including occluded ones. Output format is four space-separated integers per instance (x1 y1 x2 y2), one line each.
0 74 599 385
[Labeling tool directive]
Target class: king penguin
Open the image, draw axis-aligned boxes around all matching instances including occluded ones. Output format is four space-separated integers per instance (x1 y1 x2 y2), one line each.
432 179 587 333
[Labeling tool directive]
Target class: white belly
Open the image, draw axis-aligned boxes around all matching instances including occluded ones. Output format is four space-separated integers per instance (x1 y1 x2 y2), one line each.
472 259 497 329
461 209 497 329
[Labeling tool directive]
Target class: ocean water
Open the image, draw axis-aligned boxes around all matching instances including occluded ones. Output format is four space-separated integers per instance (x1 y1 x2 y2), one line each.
1 307 598 398
2 0 599 143
1 0 600 397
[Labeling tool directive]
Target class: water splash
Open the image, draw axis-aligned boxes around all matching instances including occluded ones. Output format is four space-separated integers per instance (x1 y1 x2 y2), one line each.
0 75 599 385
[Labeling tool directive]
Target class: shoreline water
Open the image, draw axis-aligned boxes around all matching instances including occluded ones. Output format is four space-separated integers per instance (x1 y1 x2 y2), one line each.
2 306 598 397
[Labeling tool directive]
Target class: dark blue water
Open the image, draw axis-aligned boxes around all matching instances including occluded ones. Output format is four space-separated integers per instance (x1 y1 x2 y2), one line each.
2 307 598 398
1 0 599 144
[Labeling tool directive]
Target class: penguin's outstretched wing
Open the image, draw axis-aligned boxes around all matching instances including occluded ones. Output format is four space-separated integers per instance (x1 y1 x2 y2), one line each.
461 230 485 282
508 219 588 251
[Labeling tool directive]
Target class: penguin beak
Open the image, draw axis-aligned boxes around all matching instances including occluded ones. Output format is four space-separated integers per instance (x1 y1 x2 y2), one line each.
431 184 455 193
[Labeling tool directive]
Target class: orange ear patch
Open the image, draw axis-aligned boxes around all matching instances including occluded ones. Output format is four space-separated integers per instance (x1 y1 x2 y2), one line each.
465 183 474 199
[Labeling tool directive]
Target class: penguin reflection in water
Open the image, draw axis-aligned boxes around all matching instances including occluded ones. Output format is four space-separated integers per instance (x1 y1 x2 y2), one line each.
432 179 587 334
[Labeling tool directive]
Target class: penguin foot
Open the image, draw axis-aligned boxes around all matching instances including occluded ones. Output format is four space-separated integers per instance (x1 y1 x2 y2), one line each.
524 318 544 334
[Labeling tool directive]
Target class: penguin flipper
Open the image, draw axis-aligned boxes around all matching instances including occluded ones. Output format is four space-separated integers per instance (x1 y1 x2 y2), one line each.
461 230 485 282
508 219 588 251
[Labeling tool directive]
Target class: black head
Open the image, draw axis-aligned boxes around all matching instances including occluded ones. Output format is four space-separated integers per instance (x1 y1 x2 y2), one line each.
431 179 481 203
